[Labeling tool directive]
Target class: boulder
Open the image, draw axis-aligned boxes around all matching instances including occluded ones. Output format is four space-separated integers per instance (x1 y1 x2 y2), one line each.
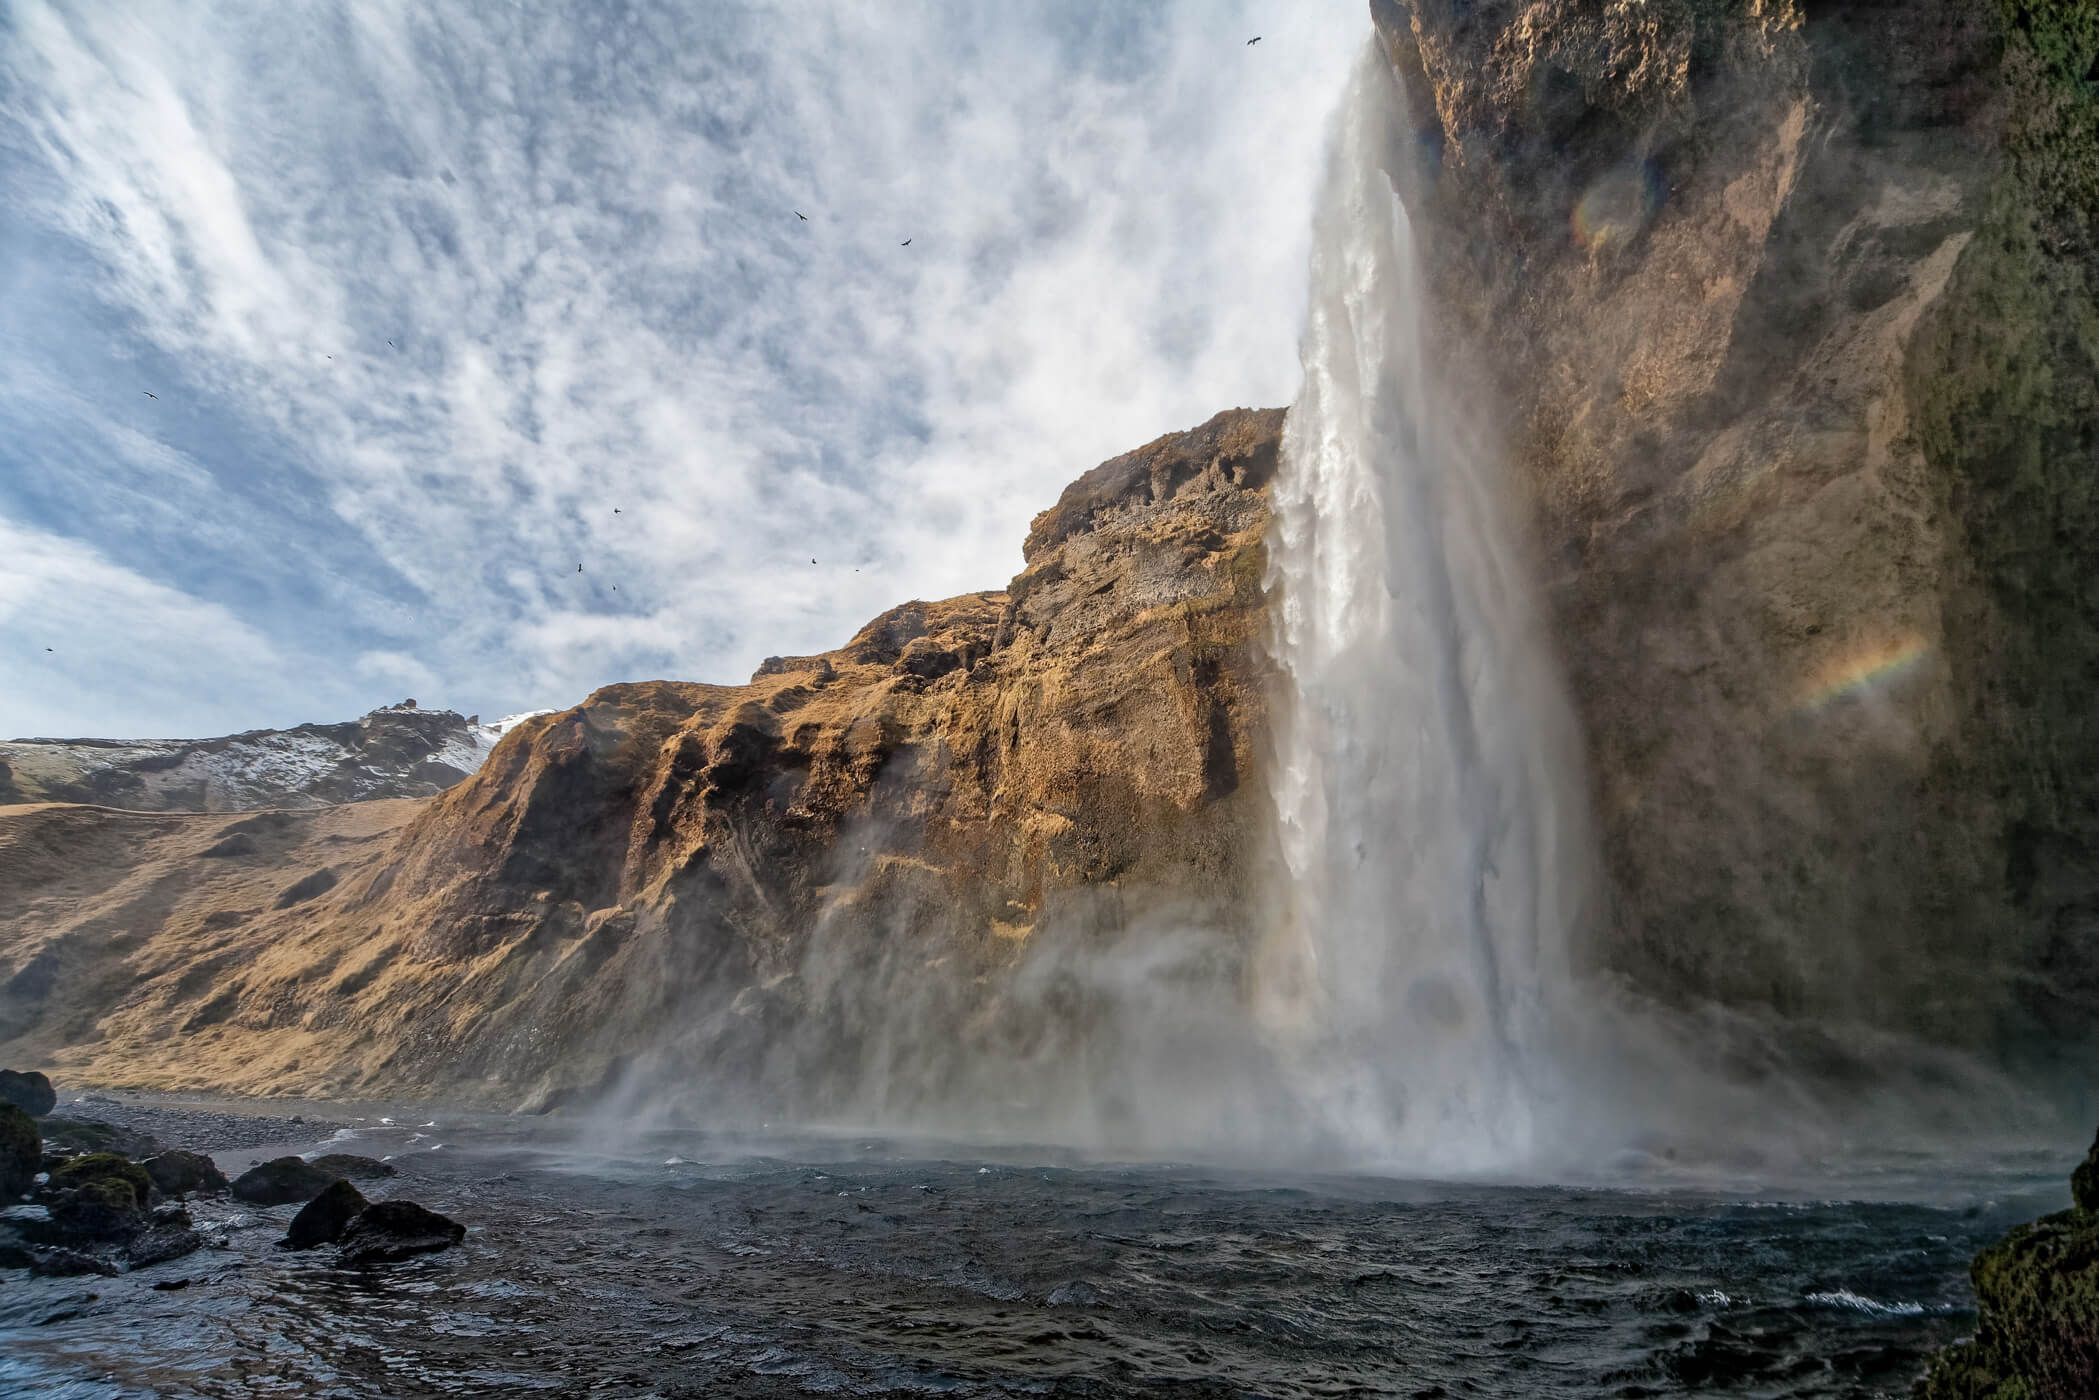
284 1178 367 1250
26 1245 119 1278
49 1177 144 1240
0 1103 38 1198
2073 1127 2099 1214
337 1199 465 1265
46 1152 152 1208
0 1070 56 1117
124 1218 202 1270
1917 1125 2099 1398
142 1149 230 1197
230 1155 338 1206
307 1153 396 1181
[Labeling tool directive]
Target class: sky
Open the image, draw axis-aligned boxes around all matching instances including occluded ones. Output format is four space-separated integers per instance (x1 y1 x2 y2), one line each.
0 0 1362 740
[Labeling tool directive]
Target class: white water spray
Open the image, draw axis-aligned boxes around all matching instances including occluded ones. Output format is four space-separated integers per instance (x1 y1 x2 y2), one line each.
1260 46 1593 1173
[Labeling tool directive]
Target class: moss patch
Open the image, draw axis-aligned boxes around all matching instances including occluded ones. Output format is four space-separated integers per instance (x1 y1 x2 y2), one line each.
1904 0 2099 1054
1916 1207 2099 1398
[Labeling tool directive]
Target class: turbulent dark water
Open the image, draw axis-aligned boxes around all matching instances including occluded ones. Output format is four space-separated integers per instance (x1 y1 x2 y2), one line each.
0 1102 2071 1399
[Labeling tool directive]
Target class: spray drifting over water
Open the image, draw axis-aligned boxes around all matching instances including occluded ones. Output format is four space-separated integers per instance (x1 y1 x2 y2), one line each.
1259 46 1592 1174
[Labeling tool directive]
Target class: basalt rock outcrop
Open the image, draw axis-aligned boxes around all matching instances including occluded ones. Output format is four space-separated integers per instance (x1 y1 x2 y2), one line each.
1368 0 2099 1065
0 410 1283 1110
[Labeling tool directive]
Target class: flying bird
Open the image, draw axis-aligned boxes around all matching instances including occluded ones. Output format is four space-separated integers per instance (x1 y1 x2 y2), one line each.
796 211 808 220
901 238 912 246
386 339 395 347
44 647 53 653
1247 36 1261 45
577 563 583 573
142 391 157 399
613 507 622 514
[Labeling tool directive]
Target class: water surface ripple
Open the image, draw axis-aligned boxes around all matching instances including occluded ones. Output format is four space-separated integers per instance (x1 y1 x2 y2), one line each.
0 1112 2065 1398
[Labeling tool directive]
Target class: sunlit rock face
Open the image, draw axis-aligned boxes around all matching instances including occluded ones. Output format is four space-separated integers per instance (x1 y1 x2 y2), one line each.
0 411 1286 1119
1369 0 2098 1069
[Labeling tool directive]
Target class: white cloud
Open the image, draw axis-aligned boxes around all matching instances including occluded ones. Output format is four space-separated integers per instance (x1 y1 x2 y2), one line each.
0 517 325 738
0 0 1362 736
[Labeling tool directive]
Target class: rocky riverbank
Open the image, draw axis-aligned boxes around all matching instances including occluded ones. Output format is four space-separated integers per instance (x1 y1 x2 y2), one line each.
1 1070 463 1283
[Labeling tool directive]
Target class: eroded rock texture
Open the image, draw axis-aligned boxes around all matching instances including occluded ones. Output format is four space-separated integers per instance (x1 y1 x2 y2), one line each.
1371 0 2098 1063
0 411 1283 1109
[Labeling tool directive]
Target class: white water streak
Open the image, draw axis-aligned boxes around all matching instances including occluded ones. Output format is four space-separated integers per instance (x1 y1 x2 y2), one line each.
1261 45 1593 1173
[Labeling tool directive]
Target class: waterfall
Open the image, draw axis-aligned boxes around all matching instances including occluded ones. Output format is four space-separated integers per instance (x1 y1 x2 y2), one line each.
1259 45 1593 1174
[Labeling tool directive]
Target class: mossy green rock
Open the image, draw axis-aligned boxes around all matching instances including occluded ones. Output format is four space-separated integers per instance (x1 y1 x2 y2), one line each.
1916 1207 2099 1399
2072 1128 2099 1214
47 1152 152 1209
0 1103 38 1198
49 1176 144 1240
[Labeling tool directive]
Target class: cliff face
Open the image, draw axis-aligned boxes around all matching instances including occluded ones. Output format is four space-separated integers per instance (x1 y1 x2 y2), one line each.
0 704 495 813
0 410 1283 1108
4 4 2095 1109
1370 0 2098 1063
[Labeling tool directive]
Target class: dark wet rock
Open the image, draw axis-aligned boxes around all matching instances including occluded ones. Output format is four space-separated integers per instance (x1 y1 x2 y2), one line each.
26 1246 118 1278
1916 1127 2099 1399
0 1206 44 1269
230 1155 339 1206
143 1149 229 1197
284 1178 368 1250
307 1153 396 1181
150 1277 193 1291
1 1102 38 1198
49 1177 145 1240
2073 1127 2099 1214
0 1069 56 1117
47 1152 152 1207
125 1220 203 1270
39 1116 163 1160
337 1199 464 1265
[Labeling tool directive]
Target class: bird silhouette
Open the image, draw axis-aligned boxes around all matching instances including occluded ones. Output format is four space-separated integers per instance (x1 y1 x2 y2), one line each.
613 507 622 514
386 339 395 347
901 238 911 246
577 563 583 573
1247 36 1261 45
796 211 808 220
44 647 53 653
142 391 157 399
811 558 817 565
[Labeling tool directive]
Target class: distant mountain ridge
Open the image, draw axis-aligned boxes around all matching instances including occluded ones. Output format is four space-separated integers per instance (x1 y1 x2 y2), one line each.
0 702 544 813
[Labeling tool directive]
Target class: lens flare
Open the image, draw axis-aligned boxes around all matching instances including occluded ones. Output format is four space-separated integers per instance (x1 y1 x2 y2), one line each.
1795 634 1931 713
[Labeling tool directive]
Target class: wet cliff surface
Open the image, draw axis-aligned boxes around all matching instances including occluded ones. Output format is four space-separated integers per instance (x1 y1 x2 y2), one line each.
1370 0 2099 1068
